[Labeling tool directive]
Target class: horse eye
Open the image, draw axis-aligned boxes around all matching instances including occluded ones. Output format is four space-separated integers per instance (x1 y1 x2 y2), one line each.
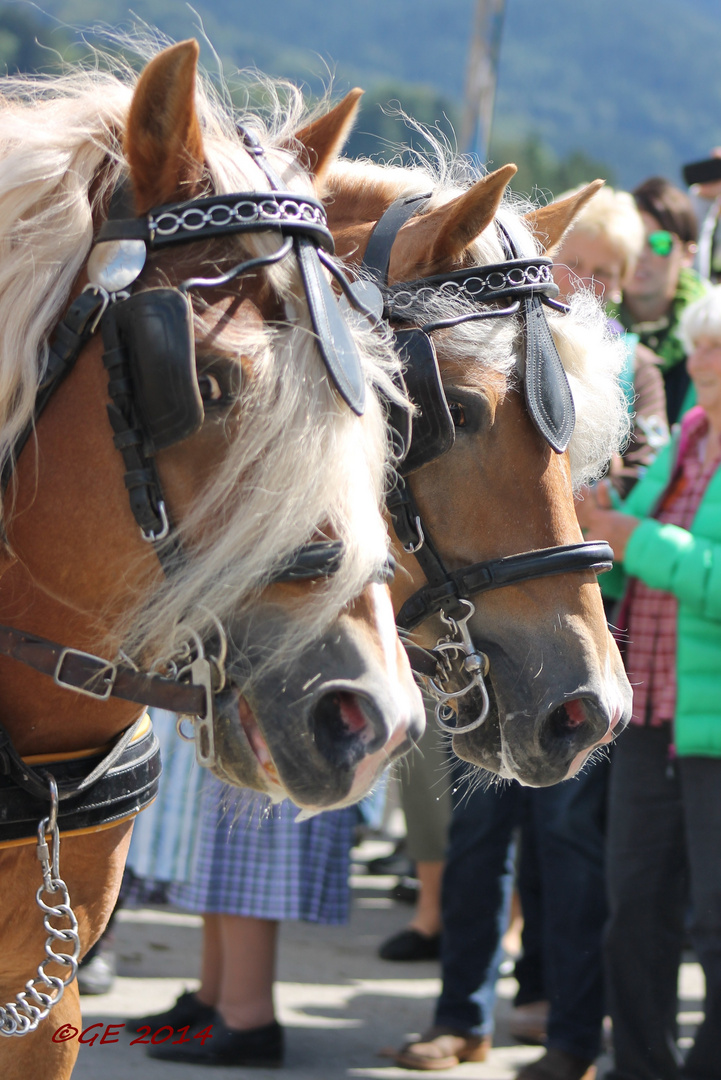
198 373 223 402
448 402 466 428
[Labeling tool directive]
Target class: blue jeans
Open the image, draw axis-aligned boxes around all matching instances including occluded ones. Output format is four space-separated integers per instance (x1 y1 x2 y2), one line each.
434 766 520 1036
434 758 609 1061
605 724 721 1080
515 758 610 1061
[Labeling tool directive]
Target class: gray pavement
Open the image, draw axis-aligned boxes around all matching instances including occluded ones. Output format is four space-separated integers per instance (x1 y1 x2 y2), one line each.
72 839 705 1080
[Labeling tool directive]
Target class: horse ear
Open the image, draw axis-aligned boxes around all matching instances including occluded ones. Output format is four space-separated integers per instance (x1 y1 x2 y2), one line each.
125 40 205 214
526 179 605 252
405 164 517 269
293 88 364 187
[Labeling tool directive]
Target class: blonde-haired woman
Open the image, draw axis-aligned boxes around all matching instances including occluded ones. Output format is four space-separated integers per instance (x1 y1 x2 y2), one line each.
554 184 669 496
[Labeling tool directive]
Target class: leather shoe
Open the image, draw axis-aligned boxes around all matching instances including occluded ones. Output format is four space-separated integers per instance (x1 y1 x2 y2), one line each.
515 1047 596 1080
147 1012 284 1066
509 999 550 1044
393 1027 491 1070
379 928 441 961
127 990 215 1034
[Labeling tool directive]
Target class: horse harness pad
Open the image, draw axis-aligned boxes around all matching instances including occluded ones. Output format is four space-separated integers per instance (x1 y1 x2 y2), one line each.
0 714 160 845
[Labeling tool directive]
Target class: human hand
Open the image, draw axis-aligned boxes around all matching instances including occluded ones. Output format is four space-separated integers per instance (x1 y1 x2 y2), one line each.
695 147 721 200
575 482 639 561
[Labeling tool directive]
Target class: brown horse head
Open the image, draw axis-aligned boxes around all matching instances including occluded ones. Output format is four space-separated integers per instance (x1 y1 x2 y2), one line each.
0 44 422 810
303 106 632 786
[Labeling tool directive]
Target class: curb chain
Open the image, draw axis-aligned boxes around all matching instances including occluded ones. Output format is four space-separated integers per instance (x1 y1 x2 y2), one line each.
0 777 81 1037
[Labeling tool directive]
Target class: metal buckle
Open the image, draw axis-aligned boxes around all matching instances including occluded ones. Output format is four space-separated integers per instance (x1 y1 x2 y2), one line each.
53 648 117 700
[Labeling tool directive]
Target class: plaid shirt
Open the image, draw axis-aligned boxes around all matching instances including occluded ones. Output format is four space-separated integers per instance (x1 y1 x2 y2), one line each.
625 410 721 727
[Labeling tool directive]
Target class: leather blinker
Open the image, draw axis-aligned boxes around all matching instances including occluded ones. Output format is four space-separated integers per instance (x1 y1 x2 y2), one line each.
106 288 204 451
393 328 455 474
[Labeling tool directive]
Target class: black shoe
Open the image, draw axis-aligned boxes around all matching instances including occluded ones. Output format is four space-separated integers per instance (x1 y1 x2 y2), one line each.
127 990 215 1034
147 1013 284 1066
379 928 441 961
366 852 415 877
390 876 420 904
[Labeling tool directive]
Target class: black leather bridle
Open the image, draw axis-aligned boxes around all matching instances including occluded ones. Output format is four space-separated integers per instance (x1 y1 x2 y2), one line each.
0 130 393 825
361 194 613 731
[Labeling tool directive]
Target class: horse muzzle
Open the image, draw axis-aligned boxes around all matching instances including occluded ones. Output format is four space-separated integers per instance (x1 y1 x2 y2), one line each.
196 617 424 809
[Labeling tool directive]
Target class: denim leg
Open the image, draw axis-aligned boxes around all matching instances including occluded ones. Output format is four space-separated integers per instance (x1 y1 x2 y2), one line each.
434 770 523 1035
678 756 721 1080
604 725 688 1080
514 803 546 1006
531 757 609 1062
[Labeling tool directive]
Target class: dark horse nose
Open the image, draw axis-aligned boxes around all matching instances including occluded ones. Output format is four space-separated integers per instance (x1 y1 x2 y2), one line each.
537 696 610 762
311 688 389 770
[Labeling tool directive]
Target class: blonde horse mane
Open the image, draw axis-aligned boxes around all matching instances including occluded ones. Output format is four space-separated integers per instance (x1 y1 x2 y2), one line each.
0 56 403 667
327 155 630 490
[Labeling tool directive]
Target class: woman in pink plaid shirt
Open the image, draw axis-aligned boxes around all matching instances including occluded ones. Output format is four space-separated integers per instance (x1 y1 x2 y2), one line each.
579 286 721 1080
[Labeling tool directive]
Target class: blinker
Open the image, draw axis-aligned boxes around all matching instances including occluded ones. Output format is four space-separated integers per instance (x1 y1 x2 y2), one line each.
105 288 204 450
393 329 455 474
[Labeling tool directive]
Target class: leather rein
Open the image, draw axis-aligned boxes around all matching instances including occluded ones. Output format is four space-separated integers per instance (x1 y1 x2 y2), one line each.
361 194 614 733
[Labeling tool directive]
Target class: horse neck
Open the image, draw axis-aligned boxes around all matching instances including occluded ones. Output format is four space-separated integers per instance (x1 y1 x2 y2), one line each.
0 560 143 756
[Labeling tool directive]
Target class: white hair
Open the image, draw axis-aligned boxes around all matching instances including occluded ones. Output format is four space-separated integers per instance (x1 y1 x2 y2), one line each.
328 157 630 490
556 185 646 282
678 285 721 352
0 60 403 666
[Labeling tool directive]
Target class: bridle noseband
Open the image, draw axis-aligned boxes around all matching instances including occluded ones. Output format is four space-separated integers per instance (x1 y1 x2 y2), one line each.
361 193 613 733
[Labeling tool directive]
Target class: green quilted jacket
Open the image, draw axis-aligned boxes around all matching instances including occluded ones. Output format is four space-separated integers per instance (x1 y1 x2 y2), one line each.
603 407 721 757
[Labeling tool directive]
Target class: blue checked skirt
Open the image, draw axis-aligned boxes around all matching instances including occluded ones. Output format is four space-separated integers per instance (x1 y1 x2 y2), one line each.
168 772 359 924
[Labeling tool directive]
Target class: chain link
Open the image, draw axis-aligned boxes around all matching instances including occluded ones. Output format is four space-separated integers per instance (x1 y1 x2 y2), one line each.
0 780 81 1037
149 195 327 239
386 261 554 316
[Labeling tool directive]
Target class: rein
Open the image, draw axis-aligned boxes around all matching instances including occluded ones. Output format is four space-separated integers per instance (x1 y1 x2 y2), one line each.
362 194 614 733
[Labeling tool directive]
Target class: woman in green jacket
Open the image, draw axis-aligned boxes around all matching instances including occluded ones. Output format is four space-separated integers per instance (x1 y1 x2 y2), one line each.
578 286 721 1080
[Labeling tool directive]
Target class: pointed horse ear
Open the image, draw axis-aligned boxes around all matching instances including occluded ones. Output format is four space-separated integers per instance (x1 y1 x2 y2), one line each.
392 164 517 276
124 39 206 215
293 88 364 188
525 179 605 253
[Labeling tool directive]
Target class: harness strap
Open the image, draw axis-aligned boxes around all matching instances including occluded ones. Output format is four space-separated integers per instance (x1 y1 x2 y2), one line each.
1 289 108 495
0 625 207 715
396 541 614 631
362 193 431 283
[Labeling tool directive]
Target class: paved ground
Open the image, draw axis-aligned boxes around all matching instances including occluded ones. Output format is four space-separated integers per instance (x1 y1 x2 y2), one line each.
72 838 705 1080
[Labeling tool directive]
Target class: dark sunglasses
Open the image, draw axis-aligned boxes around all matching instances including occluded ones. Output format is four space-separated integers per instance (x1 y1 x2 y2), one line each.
647 230 675 257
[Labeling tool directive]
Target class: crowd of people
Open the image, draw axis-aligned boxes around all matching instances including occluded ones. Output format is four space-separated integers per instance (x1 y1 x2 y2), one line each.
79 167 721 1080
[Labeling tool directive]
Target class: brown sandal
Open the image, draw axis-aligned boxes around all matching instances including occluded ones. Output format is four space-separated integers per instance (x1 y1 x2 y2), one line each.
392 1027 491 1070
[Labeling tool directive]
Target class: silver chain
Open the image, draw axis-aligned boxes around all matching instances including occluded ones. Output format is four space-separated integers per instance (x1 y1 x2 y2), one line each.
0 778 81 1037
386 262 554 316
150 196 327 240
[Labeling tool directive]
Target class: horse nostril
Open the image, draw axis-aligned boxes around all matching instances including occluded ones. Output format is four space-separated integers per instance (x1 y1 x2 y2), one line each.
539 697 607 755
548 699 586 735
311 690 381 769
